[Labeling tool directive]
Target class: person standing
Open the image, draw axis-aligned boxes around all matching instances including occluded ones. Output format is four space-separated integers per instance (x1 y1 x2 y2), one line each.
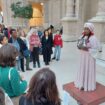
9 29 27 72
26 28 38 62
19 30 32 70
29 29 41 68
48 28 54 61
75 22 100 91
52 30 63 61
42 30 52 65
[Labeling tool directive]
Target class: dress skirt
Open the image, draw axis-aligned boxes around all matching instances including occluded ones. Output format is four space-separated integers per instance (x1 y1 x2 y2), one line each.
74 50 96 91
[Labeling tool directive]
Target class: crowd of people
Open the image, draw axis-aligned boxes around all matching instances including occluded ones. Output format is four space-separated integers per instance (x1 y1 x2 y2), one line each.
0 24 63 72
0 43 73 105
0 24 72 105
0 22 102 105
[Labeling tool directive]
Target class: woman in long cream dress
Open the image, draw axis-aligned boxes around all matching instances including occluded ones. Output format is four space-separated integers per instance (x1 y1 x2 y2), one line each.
75 22 100 91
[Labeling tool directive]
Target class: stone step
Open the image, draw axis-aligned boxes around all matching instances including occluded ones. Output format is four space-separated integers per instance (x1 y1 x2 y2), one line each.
63 82 105 105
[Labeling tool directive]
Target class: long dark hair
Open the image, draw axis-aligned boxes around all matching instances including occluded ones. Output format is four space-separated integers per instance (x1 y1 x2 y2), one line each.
0 44 18 67
26 68 61 105
43 29 48 37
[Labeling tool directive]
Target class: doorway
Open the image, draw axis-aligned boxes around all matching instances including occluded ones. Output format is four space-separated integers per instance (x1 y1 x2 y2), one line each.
29 3 44 27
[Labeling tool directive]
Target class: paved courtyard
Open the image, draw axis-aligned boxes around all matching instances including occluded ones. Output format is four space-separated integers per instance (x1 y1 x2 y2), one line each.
13 42 105 105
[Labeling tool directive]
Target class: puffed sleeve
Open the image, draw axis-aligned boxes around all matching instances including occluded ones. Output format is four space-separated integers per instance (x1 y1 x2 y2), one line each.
88 36 100 58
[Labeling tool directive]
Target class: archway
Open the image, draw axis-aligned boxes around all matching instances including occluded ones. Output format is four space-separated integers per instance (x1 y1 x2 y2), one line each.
29 2 44 27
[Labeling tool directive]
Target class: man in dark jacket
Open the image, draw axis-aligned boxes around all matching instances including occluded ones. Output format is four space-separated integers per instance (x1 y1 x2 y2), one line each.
9 29 31 72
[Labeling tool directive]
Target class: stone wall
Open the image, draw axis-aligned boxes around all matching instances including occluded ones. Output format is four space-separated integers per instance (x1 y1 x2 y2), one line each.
1 0 105 41
1 0 29 28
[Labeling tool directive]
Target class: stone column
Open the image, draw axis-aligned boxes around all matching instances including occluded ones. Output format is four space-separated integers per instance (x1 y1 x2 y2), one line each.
1 0 29 28
1 0 12 26
89 0 105 42
51 0 61 26
43 1 49 28
66 0 74 17
62 0 78 41
48 0 53 26
96 0 105 16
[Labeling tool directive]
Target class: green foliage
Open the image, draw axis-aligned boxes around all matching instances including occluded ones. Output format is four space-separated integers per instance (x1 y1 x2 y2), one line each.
11 2 33 19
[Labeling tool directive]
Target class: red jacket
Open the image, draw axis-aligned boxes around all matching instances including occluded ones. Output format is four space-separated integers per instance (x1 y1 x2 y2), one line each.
53 34 63 47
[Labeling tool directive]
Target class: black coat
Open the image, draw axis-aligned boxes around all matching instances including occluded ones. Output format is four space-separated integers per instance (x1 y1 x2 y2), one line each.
41 36 53 55
9 37 28 54
49 33 53 48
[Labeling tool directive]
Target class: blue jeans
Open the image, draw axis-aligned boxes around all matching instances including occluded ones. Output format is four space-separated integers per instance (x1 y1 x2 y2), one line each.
16 60 20 71
16 56 21 71
54 46 61 60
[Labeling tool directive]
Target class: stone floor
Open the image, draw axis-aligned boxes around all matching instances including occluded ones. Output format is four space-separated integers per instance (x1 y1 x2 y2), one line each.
12 42 105 105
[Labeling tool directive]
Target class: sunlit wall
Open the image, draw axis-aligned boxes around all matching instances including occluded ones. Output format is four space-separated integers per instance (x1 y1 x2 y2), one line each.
29 3 44 27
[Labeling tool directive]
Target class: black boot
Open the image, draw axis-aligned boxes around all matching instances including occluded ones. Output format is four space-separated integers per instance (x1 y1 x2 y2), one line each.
26 56 32 70
26 67 32 70
38 64 41 68
33 63 36 68
45 62 49 65
52 57 55 60
37 62 41 68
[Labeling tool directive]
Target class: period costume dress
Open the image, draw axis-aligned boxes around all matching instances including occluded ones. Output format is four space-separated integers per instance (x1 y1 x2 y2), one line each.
74 23 100 91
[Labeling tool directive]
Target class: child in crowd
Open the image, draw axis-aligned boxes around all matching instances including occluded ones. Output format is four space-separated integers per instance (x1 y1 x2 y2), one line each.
52 30 63 61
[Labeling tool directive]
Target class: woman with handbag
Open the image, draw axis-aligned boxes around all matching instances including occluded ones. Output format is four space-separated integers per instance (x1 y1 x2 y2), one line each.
19 29 32 71
75 22 100 91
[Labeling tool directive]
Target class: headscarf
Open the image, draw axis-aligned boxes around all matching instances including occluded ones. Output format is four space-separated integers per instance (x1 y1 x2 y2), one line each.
83 22 94 35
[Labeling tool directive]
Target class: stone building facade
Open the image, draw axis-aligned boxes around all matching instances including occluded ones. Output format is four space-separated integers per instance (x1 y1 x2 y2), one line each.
0 0 105 41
